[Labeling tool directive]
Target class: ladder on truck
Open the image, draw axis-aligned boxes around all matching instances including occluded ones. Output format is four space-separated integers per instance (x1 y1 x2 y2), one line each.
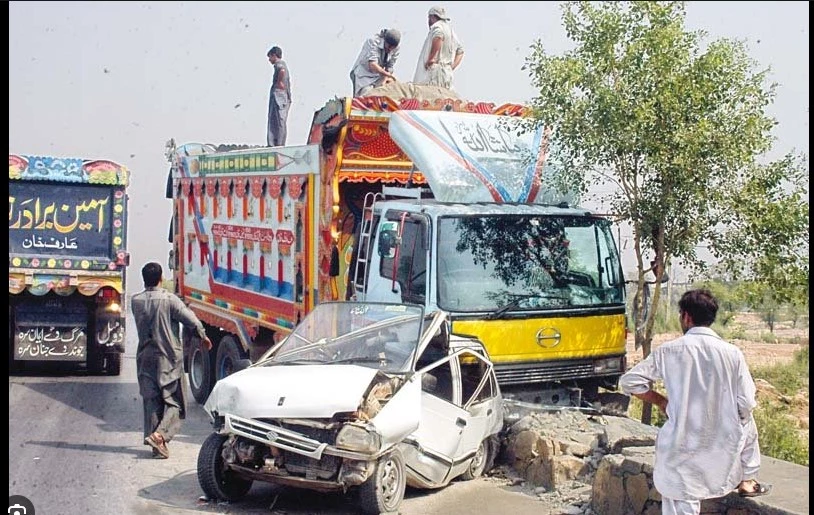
351 192 383 298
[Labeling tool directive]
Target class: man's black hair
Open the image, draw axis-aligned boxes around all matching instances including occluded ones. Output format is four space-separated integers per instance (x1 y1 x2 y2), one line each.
142 262 163 288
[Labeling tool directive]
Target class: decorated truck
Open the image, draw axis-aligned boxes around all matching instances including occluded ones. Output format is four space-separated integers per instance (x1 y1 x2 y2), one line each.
9 154 130 375
167 85 627 405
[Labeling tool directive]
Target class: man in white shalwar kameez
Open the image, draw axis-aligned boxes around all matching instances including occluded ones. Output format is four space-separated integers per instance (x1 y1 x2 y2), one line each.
412 6 464 90
620 289 770 515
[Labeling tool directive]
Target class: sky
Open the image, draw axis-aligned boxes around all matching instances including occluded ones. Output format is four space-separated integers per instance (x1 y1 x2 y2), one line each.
9 1 810 289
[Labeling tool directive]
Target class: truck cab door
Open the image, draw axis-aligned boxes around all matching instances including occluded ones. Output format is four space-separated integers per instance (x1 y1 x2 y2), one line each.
366 210 430 305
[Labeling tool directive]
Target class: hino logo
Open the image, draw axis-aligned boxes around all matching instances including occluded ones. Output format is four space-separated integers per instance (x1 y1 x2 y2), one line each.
535 328 561 348
266 430 280 441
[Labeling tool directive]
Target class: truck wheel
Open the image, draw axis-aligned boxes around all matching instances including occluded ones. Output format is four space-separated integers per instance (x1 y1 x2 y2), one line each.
215 336 245 382
189 337 214 405
197 432 253 502
88 346 105 375
106 352 122 376
358 449 406 515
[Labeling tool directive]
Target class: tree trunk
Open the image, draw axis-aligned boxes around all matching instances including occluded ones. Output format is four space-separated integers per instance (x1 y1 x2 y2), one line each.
639 338 653 425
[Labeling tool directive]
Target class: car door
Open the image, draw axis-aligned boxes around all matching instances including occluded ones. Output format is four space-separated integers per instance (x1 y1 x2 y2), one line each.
448 350 497 479
406 353 465 485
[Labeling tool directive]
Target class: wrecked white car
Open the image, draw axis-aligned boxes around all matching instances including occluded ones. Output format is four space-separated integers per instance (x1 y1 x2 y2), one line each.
197 302 504 514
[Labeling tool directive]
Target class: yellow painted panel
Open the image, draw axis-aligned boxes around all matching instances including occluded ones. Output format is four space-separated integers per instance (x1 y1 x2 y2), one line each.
452 313 626 364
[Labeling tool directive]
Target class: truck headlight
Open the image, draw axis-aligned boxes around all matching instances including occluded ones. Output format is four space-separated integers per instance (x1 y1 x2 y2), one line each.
593 357 623 373
336 424 381 453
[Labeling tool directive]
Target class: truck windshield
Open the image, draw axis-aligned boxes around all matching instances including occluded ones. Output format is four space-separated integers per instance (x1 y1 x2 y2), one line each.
437 215 624 313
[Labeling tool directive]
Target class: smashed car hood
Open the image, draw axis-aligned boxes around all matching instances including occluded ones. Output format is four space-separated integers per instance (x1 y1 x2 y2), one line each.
204 364 380 419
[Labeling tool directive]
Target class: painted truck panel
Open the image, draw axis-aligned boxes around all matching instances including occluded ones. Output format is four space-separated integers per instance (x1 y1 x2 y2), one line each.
9 154 129 374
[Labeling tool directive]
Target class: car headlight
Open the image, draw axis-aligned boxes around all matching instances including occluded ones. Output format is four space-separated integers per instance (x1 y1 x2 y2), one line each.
336 424 381 453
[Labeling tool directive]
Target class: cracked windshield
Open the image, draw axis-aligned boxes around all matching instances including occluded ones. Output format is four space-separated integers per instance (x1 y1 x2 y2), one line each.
261 303 424 371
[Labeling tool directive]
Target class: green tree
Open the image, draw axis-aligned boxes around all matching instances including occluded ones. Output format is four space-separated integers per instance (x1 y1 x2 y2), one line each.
522 1 808 424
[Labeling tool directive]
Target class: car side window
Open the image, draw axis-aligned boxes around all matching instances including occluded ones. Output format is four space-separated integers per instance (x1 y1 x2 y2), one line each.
420 359 454 403
459 352 492 406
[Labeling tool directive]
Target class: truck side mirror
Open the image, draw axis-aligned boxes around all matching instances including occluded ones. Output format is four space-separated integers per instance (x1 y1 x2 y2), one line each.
377 221 400 259
378 230 397 258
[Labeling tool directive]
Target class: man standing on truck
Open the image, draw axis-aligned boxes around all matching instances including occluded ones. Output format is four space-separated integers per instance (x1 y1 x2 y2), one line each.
412 6 464 89
131 262 212 458
266 45 291 146
350 28 402 97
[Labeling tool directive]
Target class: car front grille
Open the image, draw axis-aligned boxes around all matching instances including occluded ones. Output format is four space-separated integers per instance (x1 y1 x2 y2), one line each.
225 414 329 460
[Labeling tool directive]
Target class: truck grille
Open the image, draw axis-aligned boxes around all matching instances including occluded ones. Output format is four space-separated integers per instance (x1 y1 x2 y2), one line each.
495 360 598 386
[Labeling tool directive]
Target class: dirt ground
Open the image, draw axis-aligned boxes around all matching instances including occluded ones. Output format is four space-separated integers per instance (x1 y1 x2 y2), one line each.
626 312 808 369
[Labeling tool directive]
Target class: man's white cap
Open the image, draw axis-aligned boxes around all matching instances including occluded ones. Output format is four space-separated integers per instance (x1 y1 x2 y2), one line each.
428 6 450 20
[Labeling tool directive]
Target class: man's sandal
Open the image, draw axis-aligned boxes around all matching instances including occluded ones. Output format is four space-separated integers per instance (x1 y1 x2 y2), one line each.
738 481 772 497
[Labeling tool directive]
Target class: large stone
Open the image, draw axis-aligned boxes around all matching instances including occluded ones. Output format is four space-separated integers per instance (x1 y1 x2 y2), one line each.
560 440 593 457
625 473 650 514
591 456 626 515
604 415 658 453
643 503 661 515
551 455 588 488
511 430 540 462
539 437 559 460
525 455 553 488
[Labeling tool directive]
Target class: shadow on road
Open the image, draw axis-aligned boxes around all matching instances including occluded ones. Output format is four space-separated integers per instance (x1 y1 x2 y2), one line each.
23 440 154 459
137 469 370 514
11 376 140 433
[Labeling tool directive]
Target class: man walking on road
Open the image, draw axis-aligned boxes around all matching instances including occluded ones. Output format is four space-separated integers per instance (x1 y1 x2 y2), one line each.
620 289 770 515
131 261 212 459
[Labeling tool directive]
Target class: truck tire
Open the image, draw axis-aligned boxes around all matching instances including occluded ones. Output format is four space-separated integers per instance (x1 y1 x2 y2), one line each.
106 352 122 376
215 336 245 383
197 432 253 502
189 337 214 405
88 345 106 375
358 449 406 515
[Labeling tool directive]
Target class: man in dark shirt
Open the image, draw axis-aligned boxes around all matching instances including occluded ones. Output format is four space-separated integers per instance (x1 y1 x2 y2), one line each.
266 46 292 146
131 262 212 458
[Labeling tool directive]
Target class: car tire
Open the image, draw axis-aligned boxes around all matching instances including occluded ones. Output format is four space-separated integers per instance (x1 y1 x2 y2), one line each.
461 437 492 481
358 448 406 515
106 352 122 376
215 335 245 382
189 336 214 405
197 432 253 502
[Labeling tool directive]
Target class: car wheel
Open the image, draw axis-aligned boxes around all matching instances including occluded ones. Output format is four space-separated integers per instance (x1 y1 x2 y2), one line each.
197 432 253 501
215 336 244 382
189 336 214 405
461 437 492 481
358 448 406 515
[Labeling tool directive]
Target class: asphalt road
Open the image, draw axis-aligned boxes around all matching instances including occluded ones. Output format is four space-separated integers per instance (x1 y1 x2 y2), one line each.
9 316 553 515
